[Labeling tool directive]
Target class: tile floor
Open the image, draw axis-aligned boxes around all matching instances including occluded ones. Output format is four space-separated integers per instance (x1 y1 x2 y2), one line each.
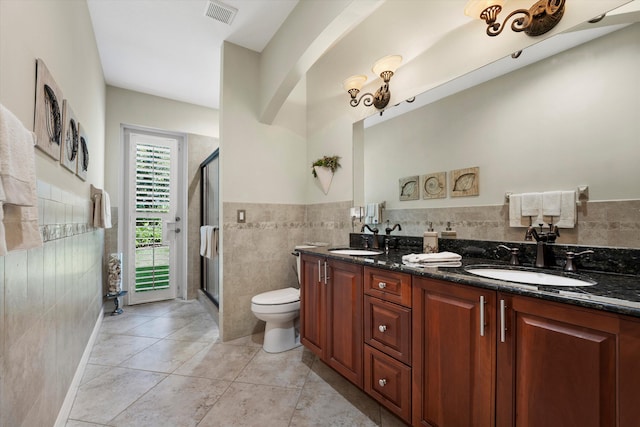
66 299 407 426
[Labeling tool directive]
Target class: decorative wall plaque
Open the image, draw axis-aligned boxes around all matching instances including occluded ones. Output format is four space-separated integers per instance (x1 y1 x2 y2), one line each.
77 123 89 181
421 172 446 199
450 166 479 197
34 59 64 161
60 100 78 173
399 175 419 201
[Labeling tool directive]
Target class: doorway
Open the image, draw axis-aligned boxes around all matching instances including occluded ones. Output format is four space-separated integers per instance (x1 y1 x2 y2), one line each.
123 127 187 305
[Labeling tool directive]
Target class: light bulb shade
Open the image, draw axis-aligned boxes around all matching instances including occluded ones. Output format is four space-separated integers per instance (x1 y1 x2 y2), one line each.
343 74 367 92
372 55 402 77
464 0 505 19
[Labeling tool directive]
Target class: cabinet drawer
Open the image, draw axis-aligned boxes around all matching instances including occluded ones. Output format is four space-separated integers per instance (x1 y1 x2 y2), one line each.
365 345 411 424
364 295 411 365
364 267 412 307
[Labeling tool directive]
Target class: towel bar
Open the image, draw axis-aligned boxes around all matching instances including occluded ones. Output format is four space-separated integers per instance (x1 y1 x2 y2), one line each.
505 187 587 206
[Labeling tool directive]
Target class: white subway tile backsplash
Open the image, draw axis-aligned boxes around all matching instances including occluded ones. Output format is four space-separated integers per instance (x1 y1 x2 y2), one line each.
50 185 62 202
36 180 50 200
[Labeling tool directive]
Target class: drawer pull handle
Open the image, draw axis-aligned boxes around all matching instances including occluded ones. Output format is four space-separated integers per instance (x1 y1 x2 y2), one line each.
378 325 387 333
378 378 387 387
378 282 387 289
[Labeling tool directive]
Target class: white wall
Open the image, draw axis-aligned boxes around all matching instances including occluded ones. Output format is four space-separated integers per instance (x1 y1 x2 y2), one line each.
0 0 106 195
104 86 219 201
363 24 640 209
220 42 307 204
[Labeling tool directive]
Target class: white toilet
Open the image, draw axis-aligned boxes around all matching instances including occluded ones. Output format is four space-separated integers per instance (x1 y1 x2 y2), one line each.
251 287 301 353
251 247 309 353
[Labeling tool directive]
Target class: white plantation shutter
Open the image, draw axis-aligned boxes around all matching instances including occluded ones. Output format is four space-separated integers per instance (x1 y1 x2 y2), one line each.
135 143 171 213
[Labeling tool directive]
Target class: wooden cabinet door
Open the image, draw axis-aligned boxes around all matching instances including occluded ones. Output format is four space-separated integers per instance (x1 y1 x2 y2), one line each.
299 254 324 357
326 259 364 387
496 294 617 427
412 277 496 427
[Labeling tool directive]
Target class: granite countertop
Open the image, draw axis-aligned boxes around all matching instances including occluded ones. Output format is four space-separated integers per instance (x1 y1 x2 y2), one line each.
296 243 640 319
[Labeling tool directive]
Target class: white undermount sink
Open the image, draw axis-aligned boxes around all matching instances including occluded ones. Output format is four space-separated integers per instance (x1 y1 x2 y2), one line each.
329 248 383 256
465 266 596 287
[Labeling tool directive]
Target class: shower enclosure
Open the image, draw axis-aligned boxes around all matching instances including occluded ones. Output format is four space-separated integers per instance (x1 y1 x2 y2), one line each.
200 149 219 305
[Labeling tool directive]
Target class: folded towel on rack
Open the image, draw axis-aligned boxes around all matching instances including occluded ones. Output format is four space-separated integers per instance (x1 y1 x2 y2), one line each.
521 192 543 224
542 191 562 217
0 103 42 255
508 194 530 227
402 252 462 264
200 226 219 259
200 226 208 256
92 190 112 229
555 191 577 228
0 103 37 207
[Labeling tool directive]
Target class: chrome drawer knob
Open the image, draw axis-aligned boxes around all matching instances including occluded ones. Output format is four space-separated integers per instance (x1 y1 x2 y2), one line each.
378 282 387 289
378 378 387 387
378 325 387 333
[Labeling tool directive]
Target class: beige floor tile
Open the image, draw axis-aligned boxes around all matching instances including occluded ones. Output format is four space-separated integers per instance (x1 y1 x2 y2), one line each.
290 387 380 427
68 367 167 424
119 338 209 373
99 313 155 335
120 315 195 339
166 317 220 343
79 364 113 386
65 420 105 427
88 333 159 366
174 342 259 381
235 346 314 389
122 300 185 316
224 331 265 347
198 382 301 427
109 375 231 427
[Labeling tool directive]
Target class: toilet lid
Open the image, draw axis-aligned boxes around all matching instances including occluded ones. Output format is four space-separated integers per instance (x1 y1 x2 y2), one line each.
252 287 300 305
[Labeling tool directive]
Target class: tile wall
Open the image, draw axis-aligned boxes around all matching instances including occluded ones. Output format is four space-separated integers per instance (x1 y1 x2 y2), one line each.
0 180 103 427
220 199 639 341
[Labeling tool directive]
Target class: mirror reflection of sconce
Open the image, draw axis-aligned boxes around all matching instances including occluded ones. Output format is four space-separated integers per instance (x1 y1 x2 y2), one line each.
343 55 402 110
464 0 566 37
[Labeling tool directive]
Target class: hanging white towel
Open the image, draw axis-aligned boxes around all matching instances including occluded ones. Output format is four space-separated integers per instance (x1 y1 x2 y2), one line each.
521 192 543 225
200 225 208 256
555 191 577 228
0 103 37 207
0 103 41 255
101 190 112 229
508 194 530 227
542 191 562 217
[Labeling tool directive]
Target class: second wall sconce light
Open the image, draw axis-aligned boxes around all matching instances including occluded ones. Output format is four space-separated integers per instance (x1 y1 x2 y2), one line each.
464 0 565 37
343 55 402 110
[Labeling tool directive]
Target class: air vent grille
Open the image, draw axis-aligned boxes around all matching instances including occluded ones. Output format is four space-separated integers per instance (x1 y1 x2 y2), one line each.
204 0 238 25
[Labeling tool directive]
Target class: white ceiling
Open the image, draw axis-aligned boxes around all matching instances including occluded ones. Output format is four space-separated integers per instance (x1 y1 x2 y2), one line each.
87 0 299 109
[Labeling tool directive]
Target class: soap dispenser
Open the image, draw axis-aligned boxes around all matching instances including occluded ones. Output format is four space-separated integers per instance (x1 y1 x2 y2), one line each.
441 221 457 239
423 222 438 253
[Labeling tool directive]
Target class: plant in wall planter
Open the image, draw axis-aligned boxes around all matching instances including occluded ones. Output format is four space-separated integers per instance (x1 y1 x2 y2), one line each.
312 155 341 195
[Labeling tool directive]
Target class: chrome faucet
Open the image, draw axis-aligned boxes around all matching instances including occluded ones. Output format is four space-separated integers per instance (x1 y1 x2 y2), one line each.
385 221 402 235
361 224 380 249
525 223 560 268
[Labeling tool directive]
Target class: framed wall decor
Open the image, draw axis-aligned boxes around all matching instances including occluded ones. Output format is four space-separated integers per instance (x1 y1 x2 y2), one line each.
450 166 479 197
60 100 79 173
34 59 64 161
421 172 446 199
77 123 89 181
399 175 419 201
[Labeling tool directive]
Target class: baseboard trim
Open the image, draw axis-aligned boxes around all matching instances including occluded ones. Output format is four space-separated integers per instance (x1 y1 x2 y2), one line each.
54 308 104 427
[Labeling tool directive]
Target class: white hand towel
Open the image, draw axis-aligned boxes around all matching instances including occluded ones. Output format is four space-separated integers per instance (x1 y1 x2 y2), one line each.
402 251 462 264
101 190 112 229
508 194 529 227
403 260 462 268
556 191 577 228
200 225 208 256
0 103 37 207
542 191 562 217
521 192 543 224
2 203 42 254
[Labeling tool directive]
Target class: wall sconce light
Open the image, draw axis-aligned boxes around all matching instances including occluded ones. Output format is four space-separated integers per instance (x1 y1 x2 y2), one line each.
343 55 402 110
464 0 565 37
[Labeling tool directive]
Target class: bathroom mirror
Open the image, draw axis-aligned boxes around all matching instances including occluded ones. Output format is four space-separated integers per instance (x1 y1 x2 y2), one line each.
356 2 640 248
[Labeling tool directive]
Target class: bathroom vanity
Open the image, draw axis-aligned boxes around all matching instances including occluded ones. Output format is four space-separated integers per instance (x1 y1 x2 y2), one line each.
298 243 640 427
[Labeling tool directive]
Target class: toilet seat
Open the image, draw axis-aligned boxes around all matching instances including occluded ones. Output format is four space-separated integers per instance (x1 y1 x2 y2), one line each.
251 287 299 305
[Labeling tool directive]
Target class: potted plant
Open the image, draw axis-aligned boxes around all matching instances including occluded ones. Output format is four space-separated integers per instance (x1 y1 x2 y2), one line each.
312 155 341 194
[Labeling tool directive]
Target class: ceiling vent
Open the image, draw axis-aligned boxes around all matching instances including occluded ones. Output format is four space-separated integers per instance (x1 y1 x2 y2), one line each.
204 0 238 25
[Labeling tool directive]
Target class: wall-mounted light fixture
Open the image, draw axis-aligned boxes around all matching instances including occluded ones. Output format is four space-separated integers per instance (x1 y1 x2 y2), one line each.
343 55 402 110
464 0 565 37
